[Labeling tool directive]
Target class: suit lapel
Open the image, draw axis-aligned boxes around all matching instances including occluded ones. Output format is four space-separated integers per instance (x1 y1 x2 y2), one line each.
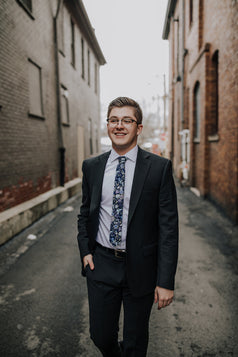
128 148 151 226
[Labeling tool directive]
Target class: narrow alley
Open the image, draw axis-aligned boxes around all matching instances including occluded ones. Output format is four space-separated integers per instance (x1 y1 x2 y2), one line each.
0 183 237 357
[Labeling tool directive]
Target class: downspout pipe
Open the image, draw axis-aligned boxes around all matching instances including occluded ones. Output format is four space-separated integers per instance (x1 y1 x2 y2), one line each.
181 0 185 130
53 0 65 186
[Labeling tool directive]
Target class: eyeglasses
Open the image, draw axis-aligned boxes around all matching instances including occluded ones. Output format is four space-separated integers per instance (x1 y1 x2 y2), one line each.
107 117 138 127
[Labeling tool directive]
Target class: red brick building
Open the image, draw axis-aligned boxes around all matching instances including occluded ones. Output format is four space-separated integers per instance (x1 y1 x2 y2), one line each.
0 0 106 212
163 0 238 223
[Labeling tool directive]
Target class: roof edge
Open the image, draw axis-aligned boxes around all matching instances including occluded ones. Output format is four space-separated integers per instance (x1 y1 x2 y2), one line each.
65 0 106 65
162 0 177 40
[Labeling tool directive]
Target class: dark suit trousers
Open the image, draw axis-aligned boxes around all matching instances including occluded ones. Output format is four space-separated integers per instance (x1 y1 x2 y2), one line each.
85 245 154 357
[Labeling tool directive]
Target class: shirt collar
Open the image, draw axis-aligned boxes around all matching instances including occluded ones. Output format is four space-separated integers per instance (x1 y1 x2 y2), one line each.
109 145 138 163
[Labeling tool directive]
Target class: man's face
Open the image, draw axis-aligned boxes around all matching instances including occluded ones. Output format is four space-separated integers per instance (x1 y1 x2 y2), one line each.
107 106 143 155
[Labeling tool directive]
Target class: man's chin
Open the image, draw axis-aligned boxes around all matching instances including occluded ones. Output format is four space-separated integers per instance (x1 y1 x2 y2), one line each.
111 138 127 147
111 142 137 154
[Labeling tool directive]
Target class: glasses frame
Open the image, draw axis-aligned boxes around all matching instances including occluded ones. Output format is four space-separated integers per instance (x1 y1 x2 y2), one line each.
106 117 138 127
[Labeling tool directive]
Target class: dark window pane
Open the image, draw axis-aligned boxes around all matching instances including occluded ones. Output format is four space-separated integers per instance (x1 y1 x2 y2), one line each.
194 83 200 139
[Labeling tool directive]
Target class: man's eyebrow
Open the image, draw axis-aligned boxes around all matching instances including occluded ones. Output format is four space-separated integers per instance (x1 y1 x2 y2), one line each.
109 116 134 119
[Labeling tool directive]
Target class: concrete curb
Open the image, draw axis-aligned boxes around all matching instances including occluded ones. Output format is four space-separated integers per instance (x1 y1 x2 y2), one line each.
0 178 82 245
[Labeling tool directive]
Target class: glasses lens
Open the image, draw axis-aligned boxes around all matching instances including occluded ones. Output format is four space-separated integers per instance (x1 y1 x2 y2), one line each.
107 118 136 127
108 119 118 125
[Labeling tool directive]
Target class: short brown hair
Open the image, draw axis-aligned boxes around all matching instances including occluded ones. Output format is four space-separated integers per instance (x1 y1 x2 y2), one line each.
107 97 143 124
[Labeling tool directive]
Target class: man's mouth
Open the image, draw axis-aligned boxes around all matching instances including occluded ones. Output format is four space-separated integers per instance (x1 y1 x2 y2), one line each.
114 132 126 136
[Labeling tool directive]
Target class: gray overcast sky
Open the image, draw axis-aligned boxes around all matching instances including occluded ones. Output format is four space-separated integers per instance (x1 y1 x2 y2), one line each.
83 0 169 110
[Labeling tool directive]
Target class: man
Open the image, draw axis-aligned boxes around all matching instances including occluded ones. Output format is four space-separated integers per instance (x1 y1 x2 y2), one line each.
77 97 178 357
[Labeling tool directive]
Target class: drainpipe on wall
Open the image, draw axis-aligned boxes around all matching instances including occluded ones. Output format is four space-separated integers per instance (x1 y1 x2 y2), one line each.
53 0 65 186
181 0 185 131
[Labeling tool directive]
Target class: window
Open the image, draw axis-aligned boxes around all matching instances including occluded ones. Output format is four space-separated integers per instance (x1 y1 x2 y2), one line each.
88 118 93 155
58 4 65 54
81 38 85 79
71 18 75 67
28 59 44 118
189 0 193 26
211 51 219 134
198 0 204 49
176 17 180 80
177 98 180 141
95 124 99 152
94 62 98 94
87 49 91 86
194 82 200 140
61 85 69 125
184 87 190 129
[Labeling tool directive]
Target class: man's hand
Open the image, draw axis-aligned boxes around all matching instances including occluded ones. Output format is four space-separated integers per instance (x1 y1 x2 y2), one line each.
83 254 94 270
154 286 174 310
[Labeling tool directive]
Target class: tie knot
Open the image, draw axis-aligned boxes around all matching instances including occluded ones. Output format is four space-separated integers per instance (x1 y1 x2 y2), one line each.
118 156 126 164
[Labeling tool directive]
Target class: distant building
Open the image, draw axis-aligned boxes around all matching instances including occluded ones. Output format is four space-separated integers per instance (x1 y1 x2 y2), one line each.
0 0 106 212
163 0 238 223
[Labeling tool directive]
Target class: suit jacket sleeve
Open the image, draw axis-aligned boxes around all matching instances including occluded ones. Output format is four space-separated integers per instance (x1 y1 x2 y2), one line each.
157 159 178 290
77 160 92 265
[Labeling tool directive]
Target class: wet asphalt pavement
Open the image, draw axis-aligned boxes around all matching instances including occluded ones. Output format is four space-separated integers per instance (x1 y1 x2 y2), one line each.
0 183 237 356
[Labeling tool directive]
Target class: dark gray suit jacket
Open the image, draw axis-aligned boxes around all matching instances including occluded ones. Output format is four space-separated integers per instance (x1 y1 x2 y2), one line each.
77 147 178 297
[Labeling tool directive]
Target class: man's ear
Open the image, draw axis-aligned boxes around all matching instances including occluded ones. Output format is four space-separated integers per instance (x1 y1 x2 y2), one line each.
137 124 143 136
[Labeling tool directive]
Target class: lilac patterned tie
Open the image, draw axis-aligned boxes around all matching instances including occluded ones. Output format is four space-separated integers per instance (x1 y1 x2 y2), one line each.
109 156 126 247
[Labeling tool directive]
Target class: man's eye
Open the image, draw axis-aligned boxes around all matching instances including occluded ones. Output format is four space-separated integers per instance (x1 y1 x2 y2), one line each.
123 119 132 124
110 119 117 123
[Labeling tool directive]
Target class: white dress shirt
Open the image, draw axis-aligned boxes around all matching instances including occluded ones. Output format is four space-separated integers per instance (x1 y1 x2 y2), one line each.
96 145 138 250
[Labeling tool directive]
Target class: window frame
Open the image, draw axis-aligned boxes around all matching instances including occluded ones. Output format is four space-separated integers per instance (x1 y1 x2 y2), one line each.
87 49 91 86
28 58 44 120
58 4 65 56
193 82 200 141
70 18 75 68
88 118 93 155
211 50 219 135
61 84 70 126
95 124 99 153
81 38 85 79
94 62 98 94
189 0 193 27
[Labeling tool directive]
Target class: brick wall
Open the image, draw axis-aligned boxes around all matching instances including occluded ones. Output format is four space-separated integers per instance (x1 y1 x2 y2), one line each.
166 0 238 222
0 1 104 212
